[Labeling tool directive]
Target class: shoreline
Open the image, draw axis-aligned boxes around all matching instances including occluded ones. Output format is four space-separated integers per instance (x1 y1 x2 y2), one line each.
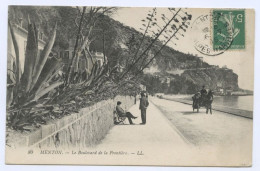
159 95 253 119
157 94 253 97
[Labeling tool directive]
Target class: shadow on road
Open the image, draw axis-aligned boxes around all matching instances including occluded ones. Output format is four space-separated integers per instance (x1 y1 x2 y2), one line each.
182 111 206 115
114 124 144 126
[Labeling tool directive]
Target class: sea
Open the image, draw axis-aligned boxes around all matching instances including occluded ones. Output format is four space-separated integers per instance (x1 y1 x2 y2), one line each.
161 94 254 111
212 96 253 111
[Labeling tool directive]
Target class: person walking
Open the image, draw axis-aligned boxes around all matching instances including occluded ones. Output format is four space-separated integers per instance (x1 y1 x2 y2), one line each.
139 92 149 124
206 90 214 114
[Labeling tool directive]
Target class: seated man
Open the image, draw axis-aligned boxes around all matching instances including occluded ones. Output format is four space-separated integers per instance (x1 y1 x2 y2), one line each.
200 85 207 98
116 101 137 125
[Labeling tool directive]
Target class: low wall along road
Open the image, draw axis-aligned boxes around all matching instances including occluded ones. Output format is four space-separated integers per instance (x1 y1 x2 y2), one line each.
7 96 134 149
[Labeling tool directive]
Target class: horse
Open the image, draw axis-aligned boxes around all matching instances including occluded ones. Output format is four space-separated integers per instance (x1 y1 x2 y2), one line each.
192 91 213 114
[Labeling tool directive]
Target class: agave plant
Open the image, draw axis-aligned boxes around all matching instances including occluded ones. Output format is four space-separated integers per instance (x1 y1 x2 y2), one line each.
7 19 62 129
7 12 135 131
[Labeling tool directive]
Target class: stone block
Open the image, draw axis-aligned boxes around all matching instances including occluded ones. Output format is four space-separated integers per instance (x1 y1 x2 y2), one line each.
41 124 56 139
17 136 29 147
28 129 42 146
55 118 66 130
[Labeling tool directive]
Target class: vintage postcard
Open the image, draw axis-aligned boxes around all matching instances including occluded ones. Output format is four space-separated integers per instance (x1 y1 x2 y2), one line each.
5 6 254 166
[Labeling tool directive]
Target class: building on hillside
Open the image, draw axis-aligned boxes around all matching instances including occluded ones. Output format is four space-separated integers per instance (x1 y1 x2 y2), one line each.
140 84 146 91
222 65 227 69
7 19 46 74
8 18 107 82
166 77 171 86
61 39 107 75
114 61 124 72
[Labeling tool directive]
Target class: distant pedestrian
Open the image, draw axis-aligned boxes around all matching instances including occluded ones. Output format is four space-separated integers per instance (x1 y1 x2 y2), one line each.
206 90 214 114
200 85 208 106
139 92 149 124
134 92 137 104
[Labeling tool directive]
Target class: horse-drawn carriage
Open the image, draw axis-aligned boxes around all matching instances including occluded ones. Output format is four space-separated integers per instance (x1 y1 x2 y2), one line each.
192 92 213 114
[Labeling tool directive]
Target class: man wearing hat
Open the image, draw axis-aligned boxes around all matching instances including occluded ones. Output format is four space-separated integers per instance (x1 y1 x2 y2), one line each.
200 85 207 105
139 92 149 124
116 101 137 125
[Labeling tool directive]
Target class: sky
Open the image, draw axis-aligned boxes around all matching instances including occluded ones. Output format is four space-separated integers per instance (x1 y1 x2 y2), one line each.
112 7 254 90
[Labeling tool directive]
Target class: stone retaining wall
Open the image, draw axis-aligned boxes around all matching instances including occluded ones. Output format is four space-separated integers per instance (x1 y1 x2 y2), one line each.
9 96 134 149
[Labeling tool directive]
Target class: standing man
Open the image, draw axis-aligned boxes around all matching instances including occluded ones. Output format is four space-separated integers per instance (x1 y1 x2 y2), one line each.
139 92 149 125
200 85 207 105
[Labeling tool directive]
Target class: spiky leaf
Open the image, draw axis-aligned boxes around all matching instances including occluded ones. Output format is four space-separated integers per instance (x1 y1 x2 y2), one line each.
34 81 63 101
31 23 57 90
20 20 38 93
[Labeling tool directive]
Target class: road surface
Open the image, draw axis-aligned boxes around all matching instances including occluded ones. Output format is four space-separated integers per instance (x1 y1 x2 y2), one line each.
93 97 252 166
151 97 252 147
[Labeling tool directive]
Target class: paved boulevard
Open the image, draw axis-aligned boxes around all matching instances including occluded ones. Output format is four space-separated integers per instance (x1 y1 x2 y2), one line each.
93 97 252 166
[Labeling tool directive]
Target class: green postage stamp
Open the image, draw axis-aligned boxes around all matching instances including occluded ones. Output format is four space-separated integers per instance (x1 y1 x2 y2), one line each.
212 9 245 50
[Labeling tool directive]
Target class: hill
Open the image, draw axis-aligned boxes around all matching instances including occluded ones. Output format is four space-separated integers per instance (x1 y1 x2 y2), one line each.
8 6 240 94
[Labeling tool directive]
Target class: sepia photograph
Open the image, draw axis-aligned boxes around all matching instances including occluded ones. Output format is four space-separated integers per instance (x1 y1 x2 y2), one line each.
3 3 256 167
